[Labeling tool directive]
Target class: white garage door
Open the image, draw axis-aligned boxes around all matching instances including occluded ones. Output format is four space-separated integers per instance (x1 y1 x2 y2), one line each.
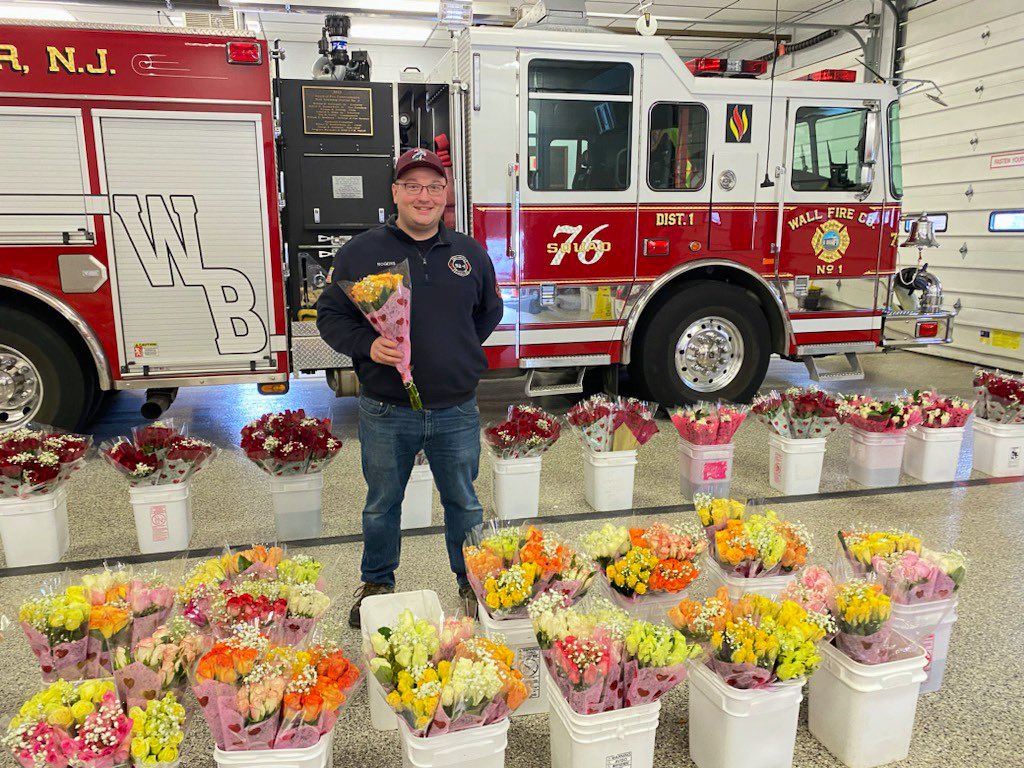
901 0 1024 371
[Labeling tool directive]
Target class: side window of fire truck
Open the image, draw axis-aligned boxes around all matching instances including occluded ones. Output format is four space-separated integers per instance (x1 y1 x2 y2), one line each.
888 102 904 199
648 103 709 191
791 106 869 192
527 60 634 192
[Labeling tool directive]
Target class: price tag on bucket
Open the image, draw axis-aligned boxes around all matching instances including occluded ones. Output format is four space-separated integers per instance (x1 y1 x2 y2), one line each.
703 461 729 481
607 753 633 768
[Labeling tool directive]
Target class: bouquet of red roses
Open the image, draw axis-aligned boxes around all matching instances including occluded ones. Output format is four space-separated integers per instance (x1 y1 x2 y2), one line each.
752 387 841 439
910 390 974 429
240 410 342 476
0 426 90 499
567 395 659 452
838 395 922 433
484 405 562 459
973 369 1024 424
670 402 748 445
101 420 217 487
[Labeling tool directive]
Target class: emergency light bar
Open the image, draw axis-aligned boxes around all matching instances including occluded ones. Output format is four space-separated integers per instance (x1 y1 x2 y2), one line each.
685 58 768 77
226 41 262 65
802 69 857 82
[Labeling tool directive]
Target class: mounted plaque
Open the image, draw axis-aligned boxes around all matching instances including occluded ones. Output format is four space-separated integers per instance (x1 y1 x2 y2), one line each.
302 85 374 136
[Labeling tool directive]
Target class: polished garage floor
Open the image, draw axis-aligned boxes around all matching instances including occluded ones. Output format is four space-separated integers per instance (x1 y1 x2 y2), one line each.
1 350 1021 767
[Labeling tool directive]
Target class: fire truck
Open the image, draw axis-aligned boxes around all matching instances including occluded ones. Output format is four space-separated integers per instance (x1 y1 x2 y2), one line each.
0 14 958 430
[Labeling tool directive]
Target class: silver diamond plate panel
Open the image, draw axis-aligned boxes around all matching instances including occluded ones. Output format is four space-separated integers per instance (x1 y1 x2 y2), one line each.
290 322 351 371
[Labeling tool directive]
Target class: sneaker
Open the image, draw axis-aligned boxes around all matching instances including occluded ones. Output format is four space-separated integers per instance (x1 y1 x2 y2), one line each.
349 582 395 629
458 583 478 620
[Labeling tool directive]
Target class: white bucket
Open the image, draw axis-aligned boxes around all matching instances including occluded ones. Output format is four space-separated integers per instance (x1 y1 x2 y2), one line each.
848 428 907 488
808 638 927 768
547 669 660 768
0 486 69 567
889 597 958 694
767 434 826 495
688 663 805 768
399 717 509 768
902 426 965 483
704 559 796 603
401 465 434 529
678 440 734 499
972 418 1024 477
269 472 323 541
478 608 547 716
361 590 444 732
491 455 542 520
600 577 687 625
583 449 637 512
213 732 332 768
129 482 192 554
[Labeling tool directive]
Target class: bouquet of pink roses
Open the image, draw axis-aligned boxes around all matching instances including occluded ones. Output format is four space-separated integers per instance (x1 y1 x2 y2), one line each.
240 410 341 476
113 617 207 711
671 402 748 445
567 395 659 453
4 681 133 768
101 420 217 487
910 390 974 429
0 426 90 499
871 548 965 604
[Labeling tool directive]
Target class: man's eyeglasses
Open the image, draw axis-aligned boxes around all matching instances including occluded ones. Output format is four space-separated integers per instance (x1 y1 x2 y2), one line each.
395 181 447 197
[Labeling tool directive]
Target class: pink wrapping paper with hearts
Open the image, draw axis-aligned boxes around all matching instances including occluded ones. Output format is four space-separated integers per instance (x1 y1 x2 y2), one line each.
21 622 89 682
622 660 689 707
836 625 893 665
708 658 774 689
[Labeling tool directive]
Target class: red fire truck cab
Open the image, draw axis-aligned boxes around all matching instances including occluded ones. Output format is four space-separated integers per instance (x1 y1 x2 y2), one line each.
0 19 957 430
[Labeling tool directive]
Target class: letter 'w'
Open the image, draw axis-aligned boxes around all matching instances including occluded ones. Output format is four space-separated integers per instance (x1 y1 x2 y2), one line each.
113 194 268 355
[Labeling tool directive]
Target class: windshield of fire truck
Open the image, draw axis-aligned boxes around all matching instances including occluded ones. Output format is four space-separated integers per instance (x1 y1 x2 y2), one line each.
888 101 904 199
791 105 869 192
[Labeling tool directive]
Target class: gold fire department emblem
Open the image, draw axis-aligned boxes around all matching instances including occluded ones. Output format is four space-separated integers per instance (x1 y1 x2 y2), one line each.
811 219 851 263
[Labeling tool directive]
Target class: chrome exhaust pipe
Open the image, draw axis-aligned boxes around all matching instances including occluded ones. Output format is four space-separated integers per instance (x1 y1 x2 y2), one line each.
141 388 178 421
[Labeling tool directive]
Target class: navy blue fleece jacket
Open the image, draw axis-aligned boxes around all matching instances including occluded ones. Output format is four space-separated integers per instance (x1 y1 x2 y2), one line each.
316 217 504 409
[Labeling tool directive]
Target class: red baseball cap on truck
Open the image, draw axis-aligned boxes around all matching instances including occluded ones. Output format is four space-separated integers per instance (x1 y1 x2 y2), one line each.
395 148 446 180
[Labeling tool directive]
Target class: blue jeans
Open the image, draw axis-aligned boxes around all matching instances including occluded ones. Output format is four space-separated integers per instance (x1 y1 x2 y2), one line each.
358 394 483 588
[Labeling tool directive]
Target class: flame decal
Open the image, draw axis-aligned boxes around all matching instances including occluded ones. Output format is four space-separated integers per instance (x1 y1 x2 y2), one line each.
729 105 750 141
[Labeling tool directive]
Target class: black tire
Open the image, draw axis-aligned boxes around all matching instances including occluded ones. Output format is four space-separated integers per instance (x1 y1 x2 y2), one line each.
631 281 771 406
0 306 96 430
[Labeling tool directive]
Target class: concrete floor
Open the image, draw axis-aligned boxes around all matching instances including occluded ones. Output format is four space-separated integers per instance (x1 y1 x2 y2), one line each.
1 350 1021 767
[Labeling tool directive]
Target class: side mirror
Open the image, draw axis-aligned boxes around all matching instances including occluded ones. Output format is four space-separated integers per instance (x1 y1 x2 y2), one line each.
857 105 881 199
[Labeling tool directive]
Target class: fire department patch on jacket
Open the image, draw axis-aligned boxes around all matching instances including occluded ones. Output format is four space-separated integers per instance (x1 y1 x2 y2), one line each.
448 254 472 277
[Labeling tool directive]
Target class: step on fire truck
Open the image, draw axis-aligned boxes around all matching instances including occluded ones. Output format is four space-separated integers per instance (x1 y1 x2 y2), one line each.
0 9 958 430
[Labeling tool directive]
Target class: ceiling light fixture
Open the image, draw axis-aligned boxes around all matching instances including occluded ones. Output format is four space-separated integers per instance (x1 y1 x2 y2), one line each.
0 2 75 21
349 19 433 43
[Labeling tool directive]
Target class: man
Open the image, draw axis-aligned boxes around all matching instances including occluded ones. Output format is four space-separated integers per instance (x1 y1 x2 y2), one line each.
317 148 504 628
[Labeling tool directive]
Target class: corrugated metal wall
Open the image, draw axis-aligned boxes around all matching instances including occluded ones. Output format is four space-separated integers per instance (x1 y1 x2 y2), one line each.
900 0 1024 371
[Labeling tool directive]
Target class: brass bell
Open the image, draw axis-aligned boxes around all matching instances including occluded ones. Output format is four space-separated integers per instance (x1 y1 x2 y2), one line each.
900 212 940 249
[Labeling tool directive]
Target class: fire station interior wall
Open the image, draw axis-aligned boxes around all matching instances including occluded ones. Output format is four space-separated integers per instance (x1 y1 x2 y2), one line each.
898 0 1024 372
275 40 446 85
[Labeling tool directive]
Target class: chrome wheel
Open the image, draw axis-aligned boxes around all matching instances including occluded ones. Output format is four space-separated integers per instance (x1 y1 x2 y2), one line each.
0 345 43 429
674 316 745 393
